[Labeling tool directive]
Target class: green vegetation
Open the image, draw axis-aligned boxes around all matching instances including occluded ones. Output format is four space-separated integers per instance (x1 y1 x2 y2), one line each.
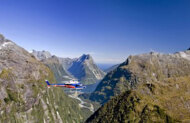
0 69 14 80
6 89 19 102
87 83 181 123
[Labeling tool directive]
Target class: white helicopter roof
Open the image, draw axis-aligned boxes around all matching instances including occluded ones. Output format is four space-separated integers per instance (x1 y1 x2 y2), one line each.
64 80 80 84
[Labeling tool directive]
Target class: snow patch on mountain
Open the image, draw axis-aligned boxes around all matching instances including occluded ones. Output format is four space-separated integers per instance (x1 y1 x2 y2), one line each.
0 41 13 50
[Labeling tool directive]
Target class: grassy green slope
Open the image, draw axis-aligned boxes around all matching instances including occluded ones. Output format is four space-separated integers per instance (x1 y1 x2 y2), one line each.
87 75 190 122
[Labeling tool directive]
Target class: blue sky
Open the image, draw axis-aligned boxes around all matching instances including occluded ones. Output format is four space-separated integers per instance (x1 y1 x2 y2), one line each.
0 0 190 64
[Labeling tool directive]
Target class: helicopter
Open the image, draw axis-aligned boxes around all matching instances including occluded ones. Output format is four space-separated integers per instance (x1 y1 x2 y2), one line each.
45 80 86 89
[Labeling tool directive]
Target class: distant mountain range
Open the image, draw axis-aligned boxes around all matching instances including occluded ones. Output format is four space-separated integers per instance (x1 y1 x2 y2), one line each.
0 34 89 122
32 50 105 85
87 49 190 122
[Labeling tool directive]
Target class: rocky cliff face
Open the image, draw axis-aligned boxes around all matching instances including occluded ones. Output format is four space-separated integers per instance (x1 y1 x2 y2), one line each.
87 50 190 122
68 54 105 85
0 34 87 122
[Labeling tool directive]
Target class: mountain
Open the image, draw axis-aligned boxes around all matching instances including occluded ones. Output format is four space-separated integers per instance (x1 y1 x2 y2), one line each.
68 54 106 85
87 49 190 122
32 50 52 60
42 56 73 82
86 89 178 123
32 51 105 85
32 51 75 82
89 50 190 104
58 57 76 70
0 34 88 122
104 64 119 73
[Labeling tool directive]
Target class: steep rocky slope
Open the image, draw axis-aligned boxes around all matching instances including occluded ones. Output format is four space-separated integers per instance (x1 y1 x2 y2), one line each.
87 50 190 122
0 34 88 122
68 54 105 85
